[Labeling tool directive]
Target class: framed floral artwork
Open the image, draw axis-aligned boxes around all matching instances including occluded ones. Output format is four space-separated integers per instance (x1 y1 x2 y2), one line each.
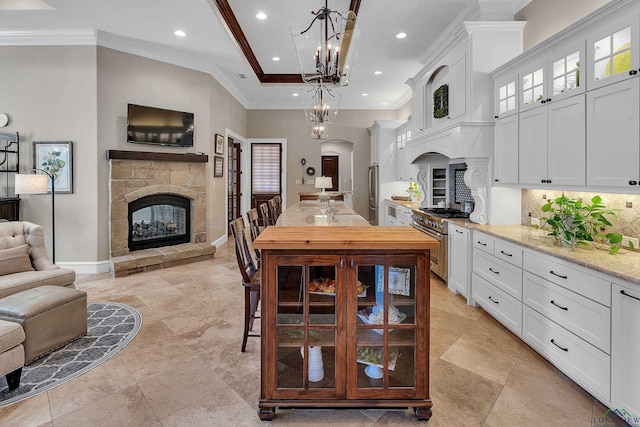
215 134 224 155
33 141 73 193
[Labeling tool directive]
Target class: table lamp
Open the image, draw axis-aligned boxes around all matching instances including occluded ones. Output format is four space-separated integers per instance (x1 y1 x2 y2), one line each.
315 176 332 198
15 170 56 263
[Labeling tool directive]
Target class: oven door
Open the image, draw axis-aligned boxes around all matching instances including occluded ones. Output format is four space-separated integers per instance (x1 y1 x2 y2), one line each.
412 223 448 281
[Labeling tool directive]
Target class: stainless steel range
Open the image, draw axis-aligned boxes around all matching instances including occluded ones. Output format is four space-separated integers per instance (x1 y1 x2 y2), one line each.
412 208 469 282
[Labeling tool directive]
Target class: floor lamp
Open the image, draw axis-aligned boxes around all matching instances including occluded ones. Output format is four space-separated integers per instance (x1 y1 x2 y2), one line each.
15 170 55 263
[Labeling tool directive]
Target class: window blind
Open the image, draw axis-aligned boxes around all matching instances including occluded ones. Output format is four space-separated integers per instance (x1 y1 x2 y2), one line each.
252 143 281 193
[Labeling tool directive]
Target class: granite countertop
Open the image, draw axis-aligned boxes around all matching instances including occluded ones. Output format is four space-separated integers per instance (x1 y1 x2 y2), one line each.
448 220 640 286
385 199 420 210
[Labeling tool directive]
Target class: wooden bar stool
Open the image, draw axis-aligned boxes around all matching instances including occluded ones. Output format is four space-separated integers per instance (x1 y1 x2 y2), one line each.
229 217 261 352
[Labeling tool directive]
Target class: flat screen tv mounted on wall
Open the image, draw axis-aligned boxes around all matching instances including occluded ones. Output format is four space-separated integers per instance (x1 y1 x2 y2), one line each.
127 103 194 147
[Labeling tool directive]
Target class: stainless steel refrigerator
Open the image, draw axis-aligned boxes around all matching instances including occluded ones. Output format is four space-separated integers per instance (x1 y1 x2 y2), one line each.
368 165 379 225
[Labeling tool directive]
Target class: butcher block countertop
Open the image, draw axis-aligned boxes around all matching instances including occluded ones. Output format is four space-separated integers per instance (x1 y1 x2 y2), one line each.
253 226 439 251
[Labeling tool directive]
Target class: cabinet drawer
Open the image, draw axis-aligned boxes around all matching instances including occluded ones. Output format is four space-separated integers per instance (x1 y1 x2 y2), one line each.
522 306 610 402
523 271 611 354
494 240 522 268
473 249 522 300
472 274 522 336
523 251 610 306
473 232 494 254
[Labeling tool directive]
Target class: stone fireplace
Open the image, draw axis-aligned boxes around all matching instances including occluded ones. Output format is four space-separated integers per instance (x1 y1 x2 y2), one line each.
108 150 214 276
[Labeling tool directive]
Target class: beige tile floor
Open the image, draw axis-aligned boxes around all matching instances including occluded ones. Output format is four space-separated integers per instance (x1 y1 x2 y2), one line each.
0 240 628 426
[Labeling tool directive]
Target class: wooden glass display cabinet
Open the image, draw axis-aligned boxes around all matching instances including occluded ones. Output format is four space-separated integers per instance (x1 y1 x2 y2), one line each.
253 226 437 421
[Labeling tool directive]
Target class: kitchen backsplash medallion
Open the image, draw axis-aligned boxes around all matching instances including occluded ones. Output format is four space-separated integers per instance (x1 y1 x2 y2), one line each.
521 189 640 243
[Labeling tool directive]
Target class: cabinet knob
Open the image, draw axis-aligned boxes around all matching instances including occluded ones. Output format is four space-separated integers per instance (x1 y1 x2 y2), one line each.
546 98 551 103
547 179 552 184
541 179 545 183
494 179 499 182
494 115 499 119
629 180 638 186
541 100 546 104
630 70 638 75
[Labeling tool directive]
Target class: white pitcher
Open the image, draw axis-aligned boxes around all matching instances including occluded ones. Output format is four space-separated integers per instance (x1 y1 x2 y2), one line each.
300 346 324 382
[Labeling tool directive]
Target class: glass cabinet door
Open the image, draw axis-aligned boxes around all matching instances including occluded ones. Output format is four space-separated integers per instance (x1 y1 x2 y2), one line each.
273 255 344 397
349 256 423 398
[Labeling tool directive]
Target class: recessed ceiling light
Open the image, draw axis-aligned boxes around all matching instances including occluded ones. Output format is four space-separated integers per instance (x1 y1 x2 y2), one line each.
362 93 368 96
272 57 280 61
256 12 267 20
174 30 186 37
374 71 382 75
292 93 299 97
396 32 407 39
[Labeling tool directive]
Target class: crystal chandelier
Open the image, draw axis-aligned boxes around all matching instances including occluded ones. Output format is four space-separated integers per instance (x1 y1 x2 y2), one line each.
291 0 358 86
303 83 340 126
310 124 328 140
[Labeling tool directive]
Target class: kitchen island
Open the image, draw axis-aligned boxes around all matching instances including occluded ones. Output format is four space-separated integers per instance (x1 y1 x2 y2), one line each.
276 200 370 227
253 223 439 421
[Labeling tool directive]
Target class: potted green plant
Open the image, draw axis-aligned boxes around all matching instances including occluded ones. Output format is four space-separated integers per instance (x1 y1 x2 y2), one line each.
406 182 422 202
533 193 633 254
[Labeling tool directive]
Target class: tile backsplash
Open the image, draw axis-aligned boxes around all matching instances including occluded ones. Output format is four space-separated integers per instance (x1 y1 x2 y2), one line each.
522 189 640 240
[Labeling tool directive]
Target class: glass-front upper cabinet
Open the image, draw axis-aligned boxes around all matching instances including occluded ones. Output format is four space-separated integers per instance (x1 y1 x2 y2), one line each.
587 15 639 90
494 72 518 119
548 39 585 101
273 255 344 398
349 256 426 400
519 58 547 112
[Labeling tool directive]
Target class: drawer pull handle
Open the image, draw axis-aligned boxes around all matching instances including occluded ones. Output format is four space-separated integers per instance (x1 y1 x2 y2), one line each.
340 259 344 269
456 230 464 234
550 270 567 279
477 241 487 246
489 268 500 275
488 296 499 304
500 250 513 257
350 259 354 269
621 290 640 302
551 339 568 352
550 300 568 311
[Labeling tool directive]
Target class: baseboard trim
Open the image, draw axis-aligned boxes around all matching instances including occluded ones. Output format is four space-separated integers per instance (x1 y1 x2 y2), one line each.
57 261 110 275
212 234 228 248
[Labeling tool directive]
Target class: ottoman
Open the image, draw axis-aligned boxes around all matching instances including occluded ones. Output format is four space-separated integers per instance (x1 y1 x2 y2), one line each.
0 285 87 364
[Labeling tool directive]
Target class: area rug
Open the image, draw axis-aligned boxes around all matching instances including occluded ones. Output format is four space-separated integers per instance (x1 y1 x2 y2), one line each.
0 302 141 407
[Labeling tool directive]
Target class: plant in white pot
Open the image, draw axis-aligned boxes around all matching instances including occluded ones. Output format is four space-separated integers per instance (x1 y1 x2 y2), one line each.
533 194 633 254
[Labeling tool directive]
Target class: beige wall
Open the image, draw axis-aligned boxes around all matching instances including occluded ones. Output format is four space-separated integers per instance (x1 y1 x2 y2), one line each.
97 47 247 255
0 45 247 265
247 109 398 217
516 0 610 50
0 46 98 262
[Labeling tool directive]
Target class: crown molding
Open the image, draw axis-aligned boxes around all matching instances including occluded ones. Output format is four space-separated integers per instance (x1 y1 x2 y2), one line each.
0 29 96 45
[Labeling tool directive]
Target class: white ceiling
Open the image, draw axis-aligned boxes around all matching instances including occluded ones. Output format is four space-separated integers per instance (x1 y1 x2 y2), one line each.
0 0 521 110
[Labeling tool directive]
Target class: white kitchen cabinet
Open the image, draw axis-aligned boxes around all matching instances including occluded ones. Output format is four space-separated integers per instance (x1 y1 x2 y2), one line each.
494 73 518 119
396 147 417 182
473 274 522 336
494 114 519 184
448 224 471 300
586 78 640 188
519 94 586 186
611 281 640 418
519 58 548 112
369 120 406 184
586 13 638 91
522 305 611 403
523 271 611 354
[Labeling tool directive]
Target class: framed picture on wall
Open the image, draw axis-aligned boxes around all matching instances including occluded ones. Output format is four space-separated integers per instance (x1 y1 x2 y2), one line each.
214 156 224 178
33 141 73 194
215 134 224 155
